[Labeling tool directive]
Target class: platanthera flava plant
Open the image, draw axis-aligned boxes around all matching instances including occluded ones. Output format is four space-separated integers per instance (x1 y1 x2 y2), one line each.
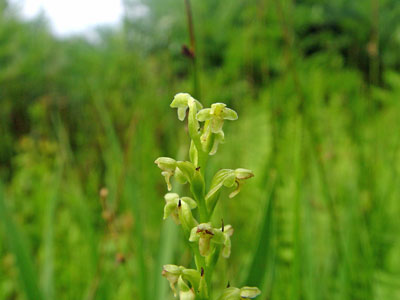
155 93 261 300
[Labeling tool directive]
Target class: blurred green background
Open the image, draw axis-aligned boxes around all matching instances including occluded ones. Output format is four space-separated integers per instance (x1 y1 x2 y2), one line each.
1 0 400 299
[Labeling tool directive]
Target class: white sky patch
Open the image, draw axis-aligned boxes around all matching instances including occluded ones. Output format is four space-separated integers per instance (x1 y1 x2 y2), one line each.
11 0 124 36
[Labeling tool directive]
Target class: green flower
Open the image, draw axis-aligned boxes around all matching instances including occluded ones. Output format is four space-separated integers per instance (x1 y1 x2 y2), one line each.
206 168 254 214
196 103 238 133
162 265 201 298
189 223 225 256
163 193 197 225
154 157 177 191
162 264 183 296
170 93 203 121
219 286 261 300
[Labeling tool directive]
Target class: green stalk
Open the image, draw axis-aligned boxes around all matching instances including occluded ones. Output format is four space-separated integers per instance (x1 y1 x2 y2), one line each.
206 245 222 296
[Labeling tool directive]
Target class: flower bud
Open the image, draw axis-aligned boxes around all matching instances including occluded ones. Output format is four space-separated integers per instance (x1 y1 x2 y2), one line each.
155 157 177 191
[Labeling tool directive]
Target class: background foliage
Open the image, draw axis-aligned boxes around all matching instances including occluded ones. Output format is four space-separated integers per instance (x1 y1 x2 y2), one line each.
1 0 400 299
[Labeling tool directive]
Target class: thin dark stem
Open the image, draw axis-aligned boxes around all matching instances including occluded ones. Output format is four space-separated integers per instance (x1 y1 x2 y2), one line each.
184 0 195 52
184 0 200 98
369 0 379 85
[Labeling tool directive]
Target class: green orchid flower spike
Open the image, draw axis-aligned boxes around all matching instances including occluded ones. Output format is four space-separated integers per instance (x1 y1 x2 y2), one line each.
156 93 260 299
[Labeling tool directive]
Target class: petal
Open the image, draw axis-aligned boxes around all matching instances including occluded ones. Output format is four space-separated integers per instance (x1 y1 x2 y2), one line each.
210 117 224 133
222 235 231 258
181 196 197 209
228 180 241 198
191 97 203 110
176 161 196 182
209 131 224 155
189 226 199 242
163 201 178 220
170 93 190 108
199 236 212 256
175 167 188 184
162 264 182 297
222 107 238 120
178 277 196 300
181 269 201 290
210 103 227 116
196 108 212 122
161 171 173 191
164 193 180 202
171 210 180 224
218 287 241 300
155 157 177 171
206 169 235 203
223 225 234 237
163 264 182 274
212 229 225 245
177 106 188 121
234 168 254 180
222 172 236 188
178 201 197 232
239 287 261 299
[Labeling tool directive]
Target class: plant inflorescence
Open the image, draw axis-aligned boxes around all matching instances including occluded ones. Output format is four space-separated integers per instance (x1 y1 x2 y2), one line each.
155 93 261 300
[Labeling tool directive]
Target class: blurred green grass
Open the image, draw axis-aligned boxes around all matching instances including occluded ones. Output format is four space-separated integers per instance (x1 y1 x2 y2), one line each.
1 0 400 299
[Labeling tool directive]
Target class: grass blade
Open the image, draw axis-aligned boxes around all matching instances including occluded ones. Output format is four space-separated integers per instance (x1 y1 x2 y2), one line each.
0 183 44 300
242 170 277 289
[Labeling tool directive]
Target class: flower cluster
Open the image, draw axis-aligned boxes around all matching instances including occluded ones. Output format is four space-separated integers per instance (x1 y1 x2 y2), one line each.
155 93 260 299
